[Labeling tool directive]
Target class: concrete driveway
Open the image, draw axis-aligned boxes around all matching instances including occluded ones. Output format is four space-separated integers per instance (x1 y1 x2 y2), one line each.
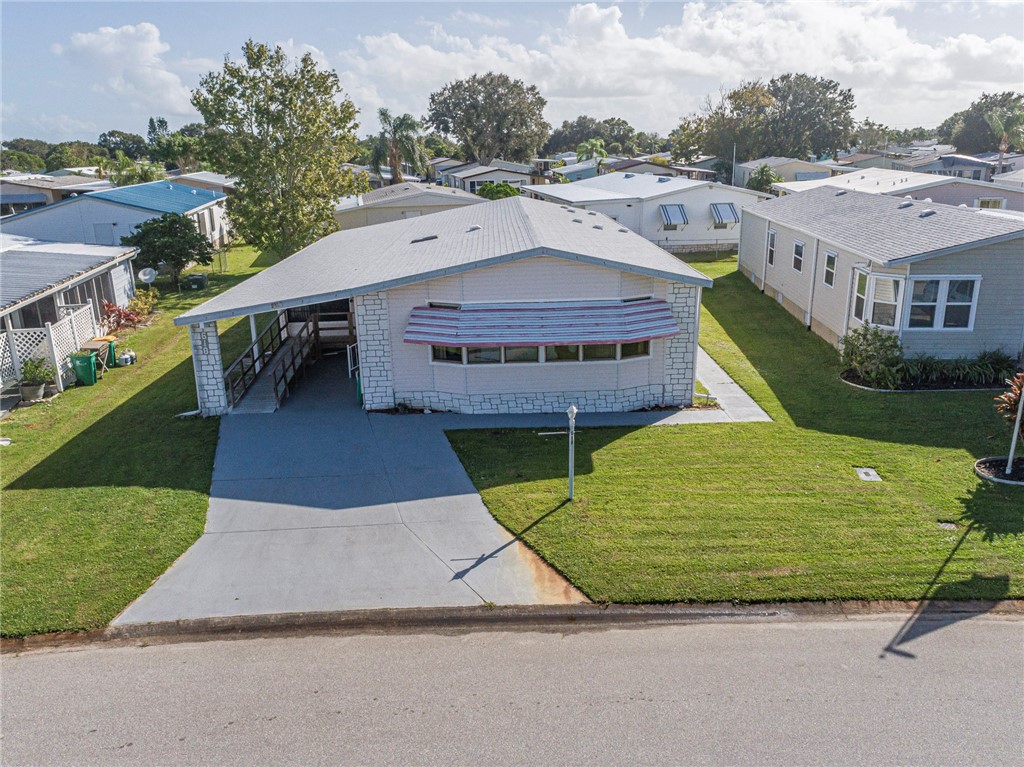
115 359 582 625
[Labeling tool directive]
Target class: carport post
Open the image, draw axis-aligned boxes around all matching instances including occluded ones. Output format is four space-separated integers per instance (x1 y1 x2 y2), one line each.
249 315 260 373
567 404 578 500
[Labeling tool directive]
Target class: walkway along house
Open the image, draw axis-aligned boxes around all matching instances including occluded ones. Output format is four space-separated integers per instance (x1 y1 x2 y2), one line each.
176 196 712 415
737 187 1024 360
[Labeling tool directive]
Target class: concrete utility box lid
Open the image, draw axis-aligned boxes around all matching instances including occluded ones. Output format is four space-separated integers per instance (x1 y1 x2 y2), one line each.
855 467 882 482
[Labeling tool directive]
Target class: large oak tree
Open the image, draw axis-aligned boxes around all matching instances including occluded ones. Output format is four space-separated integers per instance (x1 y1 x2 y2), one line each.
427 72 549 165
192 40 365 258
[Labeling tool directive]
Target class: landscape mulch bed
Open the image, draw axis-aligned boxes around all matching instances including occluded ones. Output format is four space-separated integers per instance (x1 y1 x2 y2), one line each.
840 370 1008 392
975 456 1024 484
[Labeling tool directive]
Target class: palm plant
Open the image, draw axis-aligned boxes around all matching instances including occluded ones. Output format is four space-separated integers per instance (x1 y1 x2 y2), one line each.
746 163 784 193
984 104 1024 177
576 138 608 163
369 109 428 185
110 151 164 186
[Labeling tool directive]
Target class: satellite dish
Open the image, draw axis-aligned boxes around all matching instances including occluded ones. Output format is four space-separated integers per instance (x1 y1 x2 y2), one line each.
138 268 158 284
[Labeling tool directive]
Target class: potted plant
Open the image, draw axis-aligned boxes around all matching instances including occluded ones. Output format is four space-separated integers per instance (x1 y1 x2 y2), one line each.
19 358 55 402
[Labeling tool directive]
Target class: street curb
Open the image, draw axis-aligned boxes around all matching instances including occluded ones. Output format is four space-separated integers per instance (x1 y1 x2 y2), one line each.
3 599 1022 655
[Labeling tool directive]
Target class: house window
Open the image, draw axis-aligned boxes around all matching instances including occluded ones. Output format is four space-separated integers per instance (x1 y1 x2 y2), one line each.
977 198 1005 209
853 272 868 321
582 344 617 361
766 229 776 266
545 345 580 362
466 347 501 364
793 241 804 272
869 278 901 327
432 346 463 364
503 346 539 363
620 340 650 358
908 278 980 330
823 252 837 287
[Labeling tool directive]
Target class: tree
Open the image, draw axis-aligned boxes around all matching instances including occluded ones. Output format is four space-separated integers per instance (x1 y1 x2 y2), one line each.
576 137 608 162
937 92 1024 153
121 213 213 286
475 181 521 200
2 138 52 159
151 130 205 172
853 118 889 152
98 130 148 160
422 132 461 160
369 109 428 185
427 72 550 165
147 116 170 145
0 149 45 172
670 117 706 164
44 142 104 171
984 103 1024 173
544 115 641 156
109 151 164 186
192 40 365 258
746 163 783 193
759 74 855 159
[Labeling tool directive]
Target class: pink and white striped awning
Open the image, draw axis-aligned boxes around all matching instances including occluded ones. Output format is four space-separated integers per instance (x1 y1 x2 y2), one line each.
403 299 680 347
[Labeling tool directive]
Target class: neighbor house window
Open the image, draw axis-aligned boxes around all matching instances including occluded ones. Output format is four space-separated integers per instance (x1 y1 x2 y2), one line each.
853 272 868 321
908 278 980 330
793 241 804 272
503 346 539 363
823 252 837 287
582 344 617 361
766 229 776 266
545 345 580 362
432 346 463 363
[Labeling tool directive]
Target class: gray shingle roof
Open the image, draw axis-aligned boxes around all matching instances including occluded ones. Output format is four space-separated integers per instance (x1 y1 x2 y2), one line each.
0 234 136 313
175 196 712 326
359 183 482 205
744 186 1024 264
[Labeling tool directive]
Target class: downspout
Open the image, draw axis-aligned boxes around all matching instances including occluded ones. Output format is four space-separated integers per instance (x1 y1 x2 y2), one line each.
805 238 821 330
760 218 772 293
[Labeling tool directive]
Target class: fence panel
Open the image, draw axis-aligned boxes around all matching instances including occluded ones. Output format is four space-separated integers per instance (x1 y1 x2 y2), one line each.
0 334 15 387
50 316 80 386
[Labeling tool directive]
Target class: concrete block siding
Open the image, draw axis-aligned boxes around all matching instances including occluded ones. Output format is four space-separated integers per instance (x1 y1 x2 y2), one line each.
354 291 395 410
190 322 229 416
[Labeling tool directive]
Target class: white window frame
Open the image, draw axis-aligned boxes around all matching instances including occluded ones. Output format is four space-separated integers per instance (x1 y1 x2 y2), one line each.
852 271 868 322
823 251 837 288
766 229 776 266
904 275 982 333
865 276 904 330
428 342 652 366
975 197 1006 209
792 240 804 272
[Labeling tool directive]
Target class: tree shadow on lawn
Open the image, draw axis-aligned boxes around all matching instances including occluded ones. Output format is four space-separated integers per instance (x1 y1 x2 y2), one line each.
881 481 1021 659
6 357 219 493
701 270 1012 451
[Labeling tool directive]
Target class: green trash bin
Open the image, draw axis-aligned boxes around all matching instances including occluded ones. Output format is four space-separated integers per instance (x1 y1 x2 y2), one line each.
69 352 98 386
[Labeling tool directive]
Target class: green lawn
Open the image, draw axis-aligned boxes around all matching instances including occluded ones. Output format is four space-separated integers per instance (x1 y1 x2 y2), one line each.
448 254 1023 604
1 244 277 637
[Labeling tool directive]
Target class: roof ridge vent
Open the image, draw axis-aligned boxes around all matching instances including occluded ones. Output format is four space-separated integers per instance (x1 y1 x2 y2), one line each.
919 209 936 218
618 227 628 233
572 218 583 223
592 224 603 230
897 200 913 209
411 234 438 244
835 190 847 196
587 210 597 215
466 224 482 232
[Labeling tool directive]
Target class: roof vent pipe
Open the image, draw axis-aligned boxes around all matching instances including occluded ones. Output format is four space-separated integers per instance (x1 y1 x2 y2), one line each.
919 209 936 218
835 190 847 196
624 173 635 178
898 200 913 209
466 225 482 232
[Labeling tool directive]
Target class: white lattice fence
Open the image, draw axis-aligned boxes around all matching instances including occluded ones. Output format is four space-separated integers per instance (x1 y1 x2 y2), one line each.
0 334 16 387
71 305 97 345
11 329 49 368
50 317 79 386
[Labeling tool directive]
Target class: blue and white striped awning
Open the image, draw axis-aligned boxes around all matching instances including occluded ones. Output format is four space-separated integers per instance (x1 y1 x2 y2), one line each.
659 204 688 226
404 299 680 347
710 202 740 225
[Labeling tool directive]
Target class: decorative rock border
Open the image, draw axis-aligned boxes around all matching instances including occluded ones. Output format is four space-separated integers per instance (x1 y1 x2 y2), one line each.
974 457 1024 486
839 376 1004 394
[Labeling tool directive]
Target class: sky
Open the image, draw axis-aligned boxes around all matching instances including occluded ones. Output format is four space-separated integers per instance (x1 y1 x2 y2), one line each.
2 0 1023 145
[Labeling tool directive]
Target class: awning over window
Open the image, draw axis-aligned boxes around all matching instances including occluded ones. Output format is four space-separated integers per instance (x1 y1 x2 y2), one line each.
404 299 680 347
659 204 688 226
711 202 740 224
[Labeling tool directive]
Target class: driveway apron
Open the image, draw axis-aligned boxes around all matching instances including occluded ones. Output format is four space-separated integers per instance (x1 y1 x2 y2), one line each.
115 359 582 625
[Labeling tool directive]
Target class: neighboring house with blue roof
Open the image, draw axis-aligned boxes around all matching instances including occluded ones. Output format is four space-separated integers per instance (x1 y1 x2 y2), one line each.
0 181 231 248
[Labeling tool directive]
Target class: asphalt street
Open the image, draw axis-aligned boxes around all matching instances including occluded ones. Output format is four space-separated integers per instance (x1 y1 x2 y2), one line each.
2 615 1022 766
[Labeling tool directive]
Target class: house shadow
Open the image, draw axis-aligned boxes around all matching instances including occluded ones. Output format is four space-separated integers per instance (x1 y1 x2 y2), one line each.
6 357 219 493
881 481 1020 659
700 270 1015 450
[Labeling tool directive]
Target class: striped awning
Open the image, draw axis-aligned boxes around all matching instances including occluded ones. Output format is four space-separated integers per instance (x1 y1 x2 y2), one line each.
404 299 680 347
710 202 740 225
659 204 688 226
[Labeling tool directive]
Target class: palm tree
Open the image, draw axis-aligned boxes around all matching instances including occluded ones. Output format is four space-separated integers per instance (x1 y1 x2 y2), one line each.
369 109 428 185
110 151 164 186
576 137 608 163
984 105 1024 179
746 163 784 193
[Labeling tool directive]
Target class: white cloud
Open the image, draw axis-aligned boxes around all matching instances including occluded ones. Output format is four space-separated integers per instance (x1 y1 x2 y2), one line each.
55 22 195 116
449 10 511 29
336 1 1024 134
31 112 98 138
275 38 329 69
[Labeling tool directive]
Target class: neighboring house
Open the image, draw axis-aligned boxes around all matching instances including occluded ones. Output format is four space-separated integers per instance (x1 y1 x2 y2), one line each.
522 173 769 253
892 153 1005 181
734 157 841 186
976 153 1024 173
171 171 236 196
604 159 683 177
175 196 712 416
835 152 895 170
737 187 1024 360
773 167 1024 212
0 181 230 248
0 174 113 207
993 168 1024 189
0 234 136 391
426 157 464 182
552 157 605 182
334 183 485 229
448 163 534 193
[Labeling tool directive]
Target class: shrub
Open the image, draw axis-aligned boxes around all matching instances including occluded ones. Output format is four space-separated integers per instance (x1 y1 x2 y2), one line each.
19 357 55 385
840 324 905 389
994 371 1024 438
101 301 143 333
127 287 159 317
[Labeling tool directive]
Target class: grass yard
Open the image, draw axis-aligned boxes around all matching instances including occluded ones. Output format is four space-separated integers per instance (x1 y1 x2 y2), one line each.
1 244 278 637
448 253 1023 604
